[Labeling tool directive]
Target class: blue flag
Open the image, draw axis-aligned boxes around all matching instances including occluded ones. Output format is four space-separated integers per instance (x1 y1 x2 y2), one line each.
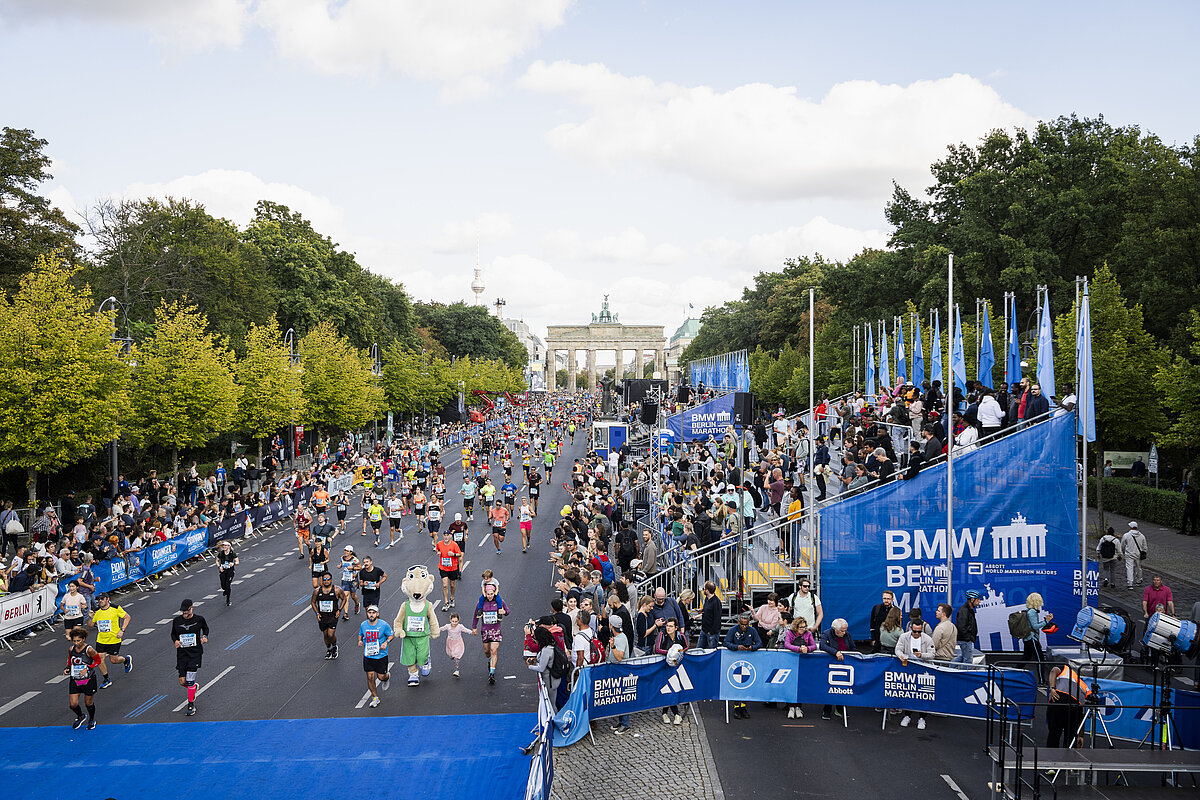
1036 292 1056 398
896 317 907 384
1076 285 1096 442
866 325 876 398
879 323 891 390
930 310 943 386
1006 295 1021 386
912 315 925 388
952 306 967 400
978 302 995 388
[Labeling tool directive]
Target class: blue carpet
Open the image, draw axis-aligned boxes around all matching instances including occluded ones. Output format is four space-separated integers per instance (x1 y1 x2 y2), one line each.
3 713 537 800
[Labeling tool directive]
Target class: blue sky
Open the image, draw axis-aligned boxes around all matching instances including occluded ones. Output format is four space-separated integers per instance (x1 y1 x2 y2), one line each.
2 1 1195 347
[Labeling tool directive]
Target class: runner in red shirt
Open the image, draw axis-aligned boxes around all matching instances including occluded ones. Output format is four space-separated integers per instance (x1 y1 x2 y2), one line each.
435 529 464 608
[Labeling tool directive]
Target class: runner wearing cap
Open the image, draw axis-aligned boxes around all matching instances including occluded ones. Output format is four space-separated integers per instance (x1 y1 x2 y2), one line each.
86 593 133 688
216 541 238 606
171 599 209 717
358 605 393 708
339 545 362 618
312 573 348 659
447 512 468 551
358 556 387 612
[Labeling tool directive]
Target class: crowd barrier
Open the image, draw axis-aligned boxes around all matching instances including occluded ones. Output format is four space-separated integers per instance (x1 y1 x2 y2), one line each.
0 585 57 641
553 649 1038 746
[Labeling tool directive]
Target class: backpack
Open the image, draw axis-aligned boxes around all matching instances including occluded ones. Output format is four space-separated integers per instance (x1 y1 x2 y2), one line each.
587 634 606 665
1137 534 1147 560
548 645 571 679
1008 609 1032 639
1099 538 1117 559
596 554 615 585
617 531 637 558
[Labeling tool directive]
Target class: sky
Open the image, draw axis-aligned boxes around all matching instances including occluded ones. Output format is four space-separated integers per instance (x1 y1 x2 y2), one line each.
2 1 1197 352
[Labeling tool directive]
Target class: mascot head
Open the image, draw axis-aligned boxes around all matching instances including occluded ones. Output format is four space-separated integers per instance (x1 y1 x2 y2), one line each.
402 564 435 603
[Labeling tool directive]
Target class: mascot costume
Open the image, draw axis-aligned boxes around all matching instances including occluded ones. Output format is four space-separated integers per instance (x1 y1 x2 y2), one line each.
393 565 441 685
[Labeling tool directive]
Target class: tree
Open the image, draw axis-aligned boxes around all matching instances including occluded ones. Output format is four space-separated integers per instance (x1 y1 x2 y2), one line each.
414 301 529 368
1155 310 1200 450
381 343 456 418
128 301 241 483
0 128 81 292
299 321 384 432
0 256 129 507
235 321 305 461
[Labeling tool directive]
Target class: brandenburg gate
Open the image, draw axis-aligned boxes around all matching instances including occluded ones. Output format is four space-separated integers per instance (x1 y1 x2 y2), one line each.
545 297 666 393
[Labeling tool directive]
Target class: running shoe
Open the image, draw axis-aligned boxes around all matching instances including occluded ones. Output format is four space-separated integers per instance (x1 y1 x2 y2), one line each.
99 679 112 689
379 677 389 691
368 697 380 708
72 717 86 730
489 673 496 685
453 669 460 678
185 703 195 716
87 720 97 730
674 714 682 726
124 655 134 674
407 674 419 686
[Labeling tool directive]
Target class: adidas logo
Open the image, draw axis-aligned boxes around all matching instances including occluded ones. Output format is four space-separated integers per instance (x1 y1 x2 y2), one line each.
660 665 694 694
964 681 1004 706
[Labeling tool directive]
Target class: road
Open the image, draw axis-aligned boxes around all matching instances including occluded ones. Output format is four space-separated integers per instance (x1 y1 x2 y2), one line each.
0 430 589 728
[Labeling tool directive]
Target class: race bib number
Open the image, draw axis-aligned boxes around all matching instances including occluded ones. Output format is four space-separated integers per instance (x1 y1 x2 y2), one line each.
363 581 377 590
529 487 538 495
179 633 198 648
342 569 354 581
319 600 334 614
483 611 499 625
97 619 113 633
71 663 89 679
312 563 324 572
365 641 380 657
440 557 454 569
406 616 426 633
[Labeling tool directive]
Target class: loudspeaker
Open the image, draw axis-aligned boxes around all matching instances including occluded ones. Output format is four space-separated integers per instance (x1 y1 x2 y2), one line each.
676 385 691 404
732 392 755 426
624 379 669 406
640 402 658 425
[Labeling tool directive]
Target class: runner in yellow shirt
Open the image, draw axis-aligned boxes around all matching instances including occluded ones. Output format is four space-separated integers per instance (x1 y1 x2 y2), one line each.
87 593 133 687
367 499 385 547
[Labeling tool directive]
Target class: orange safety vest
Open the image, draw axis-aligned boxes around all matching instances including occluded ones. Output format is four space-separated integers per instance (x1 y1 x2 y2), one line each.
1053 666 1092 702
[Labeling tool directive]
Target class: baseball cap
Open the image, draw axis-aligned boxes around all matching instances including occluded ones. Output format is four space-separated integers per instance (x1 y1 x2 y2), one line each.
180 599 193 611
608 614 623 631
344 544 355 552
1128 521 1139 529
366 604 379 612
630 559 642 568
455 513 462 521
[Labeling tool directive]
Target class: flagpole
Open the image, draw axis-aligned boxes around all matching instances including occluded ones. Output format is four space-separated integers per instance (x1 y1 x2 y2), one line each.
1079 280 1089 609
946 253 955 605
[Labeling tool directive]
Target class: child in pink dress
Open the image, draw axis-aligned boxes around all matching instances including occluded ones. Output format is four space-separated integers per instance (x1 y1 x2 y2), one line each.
445 613 474 677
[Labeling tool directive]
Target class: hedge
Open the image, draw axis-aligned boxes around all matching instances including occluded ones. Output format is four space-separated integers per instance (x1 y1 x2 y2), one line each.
1086 477 1186 529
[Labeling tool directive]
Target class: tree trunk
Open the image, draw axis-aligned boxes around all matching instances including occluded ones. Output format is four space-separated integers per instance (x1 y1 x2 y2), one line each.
26 466 38 511
172 447 180 494
1094 430 1105 536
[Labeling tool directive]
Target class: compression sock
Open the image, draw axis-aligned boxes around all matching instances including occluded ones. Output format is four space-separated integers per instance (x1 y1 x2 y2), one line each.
187 684 197 703
72 705 84 719
86 703 95 721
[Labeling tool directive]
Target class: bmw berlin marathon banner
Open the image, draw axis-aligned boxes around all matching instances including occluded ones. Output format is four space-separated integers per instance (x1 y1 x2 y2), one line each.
553 651 1036 746
665 393 739 442
819 413 1093 651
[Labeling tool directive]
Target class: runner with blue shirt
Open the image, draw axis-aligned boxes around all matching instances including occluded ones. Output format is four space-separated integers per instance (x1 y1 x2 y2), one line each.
358 606 393 708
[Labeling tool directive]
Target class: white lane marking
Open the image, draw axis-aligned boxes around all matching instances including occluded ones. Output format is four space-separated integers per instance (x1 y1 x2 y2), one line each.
137 628 155 635
233 580 244 585
0 691 40 716
193 601 204 606
173 665 235 712
503 675 516 680
123 638 137 644
276 607 310 632
169 581 179 586
40 639 54 647
46 674 68 684
941 775 970 800
158 619 172 625
254 568 266 573
204 594 218 600
16 651 30 658
183 575 194 580
477 536 489 548
354 660 395 708
462 560 470 570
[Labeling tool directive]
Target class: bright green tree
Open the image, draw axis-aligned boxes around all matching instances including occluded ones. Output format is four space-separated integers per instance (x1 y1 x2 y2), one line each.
1154 310 1200 450
128 301 241 483
299 321 384 432
381 344 456 418
236 320 305 461
0 256 130 507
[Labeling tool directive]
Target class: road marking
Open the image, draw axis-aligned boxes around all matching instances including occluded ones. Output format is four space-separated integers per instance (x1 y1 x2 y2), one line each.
0 691 40 716
169 581 179 586
225 634 254 651
503 675 516 679
123 638 137 644
254 568 266 573
158 618 173 625
183 575 194 580
137 628 156 635
204 594 218 600
16 651 30 658
193 601 204 606
233 580 244 585
292 595 311 606
277 607 310 632
46 674 68 684
173 665 234 711
354 661 395 707
125 694 167 719
941 775 970 800
477 536 489 548
40 639 54 646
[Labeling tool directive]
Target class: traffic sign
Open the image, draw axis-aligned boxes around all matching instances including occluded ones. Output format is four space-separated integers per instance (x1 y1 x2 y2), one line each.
1148 443 1158 474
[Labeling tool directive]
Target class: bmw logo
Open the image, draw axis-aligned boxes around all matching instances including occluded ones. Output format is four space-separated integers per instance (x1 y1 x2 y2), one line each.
727 660 756 688
559 710 577 734
1097 691 1122 721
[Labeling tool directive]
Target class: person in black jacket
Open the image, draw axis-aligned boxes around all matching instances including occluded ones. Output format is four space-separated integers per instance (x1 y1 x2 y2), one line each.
952 590 982 665
699 581 722 649
899 443 924 481
820 619 855 720
869 590 896 653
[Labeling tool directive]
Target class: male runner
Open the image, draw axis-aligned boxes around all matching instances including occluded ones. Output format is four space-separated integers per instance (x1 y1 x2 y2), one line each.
63 627 100 729
216 540 238 606
448 512 469 552
427 495 443 540
366 496 385 547
312 573 348 659
489 500 510 555
313 513 336 549
294 503 312 559
480 478 496 514
171 599 209 717
87 593 133 687
436 529 464 608
385 491 404 547
500 478 517 513
527 468 542 517
311 485 330 518
543 447 555 482
358 556 387 612
309 536 331 588
359 606 393 707
339 545 362 618
460 477 477 521
334 492 350 533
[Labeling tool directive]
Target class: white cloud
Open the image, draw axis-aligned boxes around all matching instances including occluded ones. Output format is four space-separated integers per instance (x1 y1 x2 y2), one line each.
738 217 888 265
540 227 687 264
122 169 345 235
521 61 1033 200
0 0 250 49
428 212 516 254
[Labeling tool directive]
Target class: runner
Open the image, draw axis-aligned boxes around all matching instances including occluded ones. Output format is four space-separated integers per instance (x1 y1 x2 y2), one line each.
171 599 209 717
63 626 100 729
294 503 312 559
521 451 532 481
444 612 473 677
480 477 497 516
312 573 348 659
339 545 362 618
216 540 238 606
358 556 387 612
385 490 404 548
400 475 413 514
448 512 469 552
460 477 478 522
500 478 517 514
366 496 385 547
427 495 443 542
517 497 534 553
309 536 331 589
334 492 349 533
472 582 509 685
543 446 555 482
412 487 428 536
358 605 393 708
360 488 373 536
436 529 464 608
311 484 330 518
527 468 542 517
87 593 133 687
489 499 510 555
312 512 336 549
568 422 576 444
59 581 88 637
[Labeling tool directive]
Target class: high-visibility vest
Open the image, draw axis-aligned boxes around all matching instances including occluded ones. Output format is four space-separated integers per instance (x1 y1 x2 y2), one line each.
1053 666 1092 702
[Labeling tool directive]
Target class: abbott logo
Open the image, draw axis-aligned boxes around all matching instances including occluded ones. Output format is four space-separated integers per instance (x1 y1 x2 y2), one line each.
660 666 695 695
828 664 855 695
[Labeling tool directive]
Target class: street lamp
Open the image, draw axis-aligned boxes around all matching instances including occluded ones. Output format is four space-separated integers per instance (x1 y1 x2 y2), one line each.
284 327 299 467
98 297 132 506
369 342 381 446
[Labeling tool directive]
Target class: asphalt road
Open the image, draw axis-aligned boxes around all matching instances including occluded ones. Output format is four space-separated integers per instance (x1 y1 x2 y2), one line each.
0 430 589 728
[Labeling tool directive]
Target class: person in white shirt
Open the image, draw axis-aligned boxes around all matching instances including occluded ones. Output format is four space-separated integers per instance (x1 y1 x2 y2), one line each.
1121 521 1146 589
1055 382 1077 415
895 618 935 729
977 391 1005 437
1096 527 1123 588
56 548 79 577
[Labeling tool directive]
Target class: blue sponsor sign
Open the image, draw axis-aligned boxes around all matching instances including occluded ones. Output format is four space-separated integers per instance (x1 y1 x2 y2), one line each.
718 649 800 703
665 393 738 441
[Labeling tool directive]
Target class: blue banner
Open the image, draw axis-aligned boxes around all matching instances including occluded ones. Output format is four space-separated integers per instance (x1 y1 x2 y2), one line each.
718 649 800 703
818 413 1081 648
665 393 738 441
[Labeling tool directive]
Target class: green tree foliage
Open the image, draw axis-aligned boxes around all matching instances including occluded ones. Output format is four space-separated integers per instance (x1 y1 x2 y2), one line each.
235 321 305 459
127 301 241 483
83 198 274 352
381 343 457 417
0 128 81 292
299 321 385 431
414 301 529 368
0 256 129 506
1155 310 1200 450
